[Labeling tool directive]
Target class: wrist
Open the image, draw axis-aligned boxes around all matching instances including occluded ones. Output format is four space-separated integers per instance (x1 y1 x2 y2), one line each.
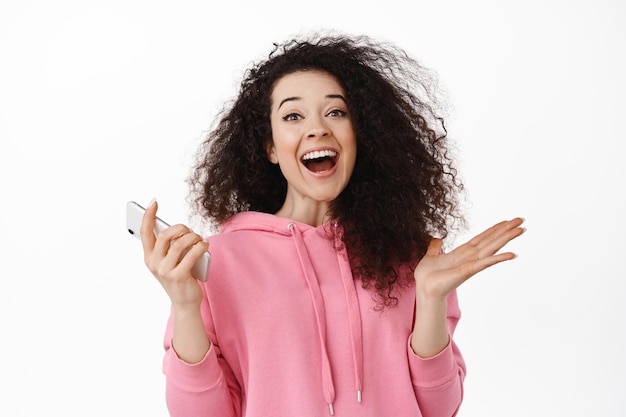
415 285 448 306
411 290 449 358
414 295 448 323
171 304 210 364
172 302 202 318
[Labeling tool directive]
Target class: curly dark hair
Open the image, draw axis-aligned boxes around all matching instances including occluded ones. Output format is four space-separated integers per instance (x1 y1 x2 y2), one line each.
188 32 465 307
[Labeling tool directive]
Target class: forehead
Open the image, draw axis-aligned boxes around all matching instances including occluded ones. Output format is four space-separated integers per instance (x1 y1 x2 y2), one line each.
271 70 344 103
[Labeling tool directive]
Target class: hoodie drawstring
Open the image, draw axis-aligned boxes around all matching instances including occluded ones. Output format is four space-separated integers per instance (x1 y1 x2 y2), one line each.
333 224 364 404
288 222 364 414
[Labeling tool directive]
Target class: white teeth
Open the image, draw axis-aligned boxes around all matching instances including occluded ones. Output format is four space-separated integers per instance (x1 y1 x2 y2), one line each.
302 149 337 160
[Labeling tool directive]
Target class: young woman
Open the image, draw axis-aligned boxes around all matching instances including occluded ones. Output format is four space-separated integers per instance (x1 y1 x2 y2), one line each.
140 33 525 417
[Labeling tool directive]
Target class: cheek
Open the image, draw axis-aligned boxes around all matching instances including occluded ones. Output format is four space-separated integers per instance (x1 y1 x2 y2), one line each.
344 133 357 159
346 153 357 176
345 138 357 173
272 130 299 154
269 140 299 167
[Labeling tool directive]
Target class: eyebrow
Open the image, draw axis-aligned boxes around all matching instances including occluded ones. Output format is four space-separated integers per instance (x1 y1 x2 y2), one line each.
278 94 347 109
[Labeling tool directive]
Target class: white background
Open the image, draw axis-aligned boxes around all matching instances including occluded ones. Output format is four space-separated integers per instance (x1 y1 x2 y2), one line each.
1 0 625 415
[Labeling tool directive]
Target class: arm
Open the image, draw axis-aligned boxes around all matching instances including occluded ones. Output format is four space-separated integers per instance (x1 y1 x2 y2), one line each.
408 291 465 417
140 200 210 362
409 217 525 416
162 302 241 417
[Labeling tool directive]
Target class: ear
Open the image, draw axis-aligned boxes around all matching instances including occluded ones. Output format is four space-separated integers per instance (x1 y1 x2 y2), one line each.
265 140 279 164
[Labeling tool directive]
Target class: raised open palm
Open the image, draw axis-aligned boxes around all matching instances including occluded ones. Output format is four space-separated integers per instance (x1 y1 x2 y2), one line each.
414 217 526 300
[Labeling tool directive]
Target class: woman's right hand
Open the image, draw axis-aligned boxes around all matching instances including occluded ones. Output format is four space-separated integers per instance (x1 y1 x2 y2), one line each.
140 200 209 311
141 200 212 363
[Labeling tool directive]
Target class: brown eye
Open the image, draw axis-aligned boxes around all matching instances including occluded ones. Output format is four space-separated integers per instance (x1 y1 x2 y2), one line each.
326 109 347 117
282 113 301 121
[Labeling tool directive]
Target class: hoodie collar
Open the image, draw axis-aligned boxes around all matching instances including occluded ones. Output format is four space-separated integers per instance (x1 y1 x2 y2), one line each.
220 211 322 235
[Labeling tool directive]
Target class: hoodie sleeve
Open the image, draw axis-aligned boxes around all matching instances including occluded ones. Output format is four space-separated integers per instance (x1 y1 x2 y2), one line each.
407 290 466 417
162 297 242 417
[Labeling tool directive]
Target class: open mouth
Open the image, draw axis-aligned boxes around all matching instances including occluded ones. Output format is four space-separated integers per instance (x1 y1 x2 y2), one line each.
301 149 338 173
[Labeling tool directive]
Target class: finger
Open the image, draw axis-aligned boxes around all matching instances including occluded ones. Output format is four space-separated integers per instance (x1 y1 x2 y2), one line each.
473 251 518 275
450 218 524 265
464 220 508 247
152 223 192 260
175 239 209 276
495 217 525 237
140 199 158 258
467 217 524 249
453 249 518 284
476 219 526 258
161 232 204 270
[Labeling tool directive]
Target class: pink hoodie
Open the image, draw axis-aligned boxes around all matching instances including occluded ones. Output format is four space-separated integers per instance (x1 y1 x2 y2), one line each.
162 212 466 417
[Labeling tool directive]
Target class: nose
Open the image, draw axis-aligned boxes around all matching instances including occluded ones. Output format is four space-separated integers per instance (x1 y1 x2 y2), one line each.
306 116 329 139
307 128 328 138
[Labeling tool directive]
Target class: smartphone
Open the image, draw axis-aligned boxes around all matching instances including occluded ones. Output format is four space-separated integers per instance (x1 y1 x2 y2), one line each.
126 201 210 281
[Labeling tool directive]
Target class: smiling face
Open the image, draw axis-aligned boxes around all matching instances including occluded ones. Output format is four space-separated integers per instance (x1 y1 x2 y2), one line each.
267 70 357 225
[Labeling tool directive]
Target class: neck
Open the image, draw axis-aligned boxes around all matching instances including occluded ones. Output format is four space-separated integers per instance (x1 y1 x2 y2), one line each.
274 199 331 227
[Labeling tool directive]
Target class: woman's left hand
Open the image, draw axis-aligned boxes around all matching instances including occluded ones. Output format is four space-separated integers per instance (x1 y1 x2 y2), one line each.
413 217 526 301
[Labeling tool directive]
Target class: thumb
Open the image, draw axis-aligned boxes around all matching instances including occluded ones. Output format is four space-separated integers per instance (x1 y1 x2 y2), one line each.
425 238 443 257
140 198 158 252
